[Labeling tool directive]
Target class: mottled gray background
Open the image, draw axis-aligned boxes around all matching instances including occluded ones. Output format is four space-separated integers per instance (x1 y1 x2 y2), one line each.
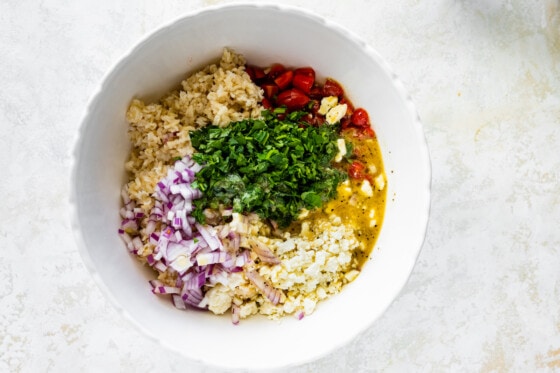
1 0 559 372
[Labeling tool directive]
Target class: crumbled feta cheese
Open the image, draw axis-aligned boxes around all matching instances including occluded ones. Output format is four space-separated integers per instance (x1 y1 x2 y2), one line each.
206 284 233 314
374 173 385 191
298 208 310 219
345 269 360 282
360 179 374 197
304 262 321 277
239 301 258 318
210 216 361 320
325 257 339 272
316 286 327 300
275 238 296 255
315 250 327 265
337 251 351 265
303 298 317 315
334 138 347 162
301 221 312 239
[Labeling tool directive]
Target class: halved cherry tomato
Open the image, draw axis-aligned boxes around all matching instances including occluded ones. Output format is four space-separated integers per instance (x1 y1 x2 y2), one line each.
341 116 352 130
348 161 366 180
309 86 324 99
360 126 376 138
276 88 310 110
308 99 320 115
293 74 314 94
247 65 266 81
300 113 314 125
293 67 315 94
350 108 370 128
274 70 293 90
261 83 279 99
323 78 344 97
245 65 255 81
261 97 273 109
294 67 315 77
267 63 286 79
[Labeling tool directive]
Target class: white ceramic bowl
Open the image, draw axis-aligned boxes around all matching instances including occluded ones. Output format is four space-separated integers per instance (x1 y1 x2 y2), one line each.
71 3 430 371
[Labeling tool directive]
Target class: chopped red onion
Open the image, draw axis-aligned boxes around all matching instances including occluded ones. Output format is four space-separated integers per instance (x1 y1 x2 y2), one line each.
231 304 240 325
234 250 250 267
195 223 221 251
245 268 285 305
182 271 206 290
152 285 180 295
172 294 187 310
248 238 280 265
120 155 276 320
182 288 204 308
120 218 138 232
153 261 167 272
196 251 231 266
145 220 157 236
149 232 159 245
148 279 163 288
131 236 143 252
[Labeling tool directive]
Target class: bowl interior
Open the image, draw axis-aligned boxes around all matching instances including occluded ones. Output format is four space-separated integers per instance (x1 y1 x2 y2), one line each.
72 4 430 370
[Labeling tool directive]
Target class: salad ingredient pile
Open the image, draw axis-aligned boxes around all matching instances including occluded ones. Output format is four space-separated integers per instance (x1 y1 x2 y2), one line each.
119 48 386 322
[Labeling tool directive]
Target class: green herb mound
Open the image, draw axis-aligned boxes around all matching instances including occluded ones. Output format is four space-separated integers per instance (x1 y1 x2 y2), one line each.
190 110 347 227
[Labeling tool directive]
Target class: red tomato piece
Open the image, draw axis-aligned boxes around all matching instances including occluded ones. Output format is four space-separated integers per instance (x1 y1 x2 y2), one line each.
361 126 376 138
341 116 352 130
261 83 279 99
294 67 315 77
276 89 310 110
350 108 370 128
293 73 314 94
339 98 355 116
323 78 344 97
274 70 293 90
245 65 255 81
309 85 324 99
261 97 272 109
267 63 286 79
300 113 314 125
248 65 266 80
293 67 315 94
348 161 366 180
308 99 320 115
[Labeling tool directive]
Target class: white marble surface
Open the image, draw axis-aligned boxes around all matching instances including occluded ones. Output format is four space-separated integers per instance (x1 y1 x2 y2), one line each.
1 0 559 371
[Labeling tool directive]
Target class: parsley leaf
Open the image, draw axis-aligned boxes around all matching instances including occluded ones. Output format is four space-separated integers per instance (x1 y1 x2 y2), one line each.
190 110 346 227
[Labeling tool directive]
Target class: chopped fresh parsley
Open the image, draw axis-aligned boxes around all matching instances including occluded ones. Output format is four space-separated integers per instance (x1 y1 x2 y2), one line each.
190 110 347 227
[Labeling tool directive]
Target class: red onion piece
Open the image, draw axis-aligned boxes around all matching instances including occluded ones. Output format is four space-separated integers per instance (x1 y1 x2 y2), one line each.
182 288 204 308
196 251 231 266
245 268 285 305
247 238 280 265
231 304 240 325
195 223 221 251
153 261 167 272
172 294 186 310
152 285 180 295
